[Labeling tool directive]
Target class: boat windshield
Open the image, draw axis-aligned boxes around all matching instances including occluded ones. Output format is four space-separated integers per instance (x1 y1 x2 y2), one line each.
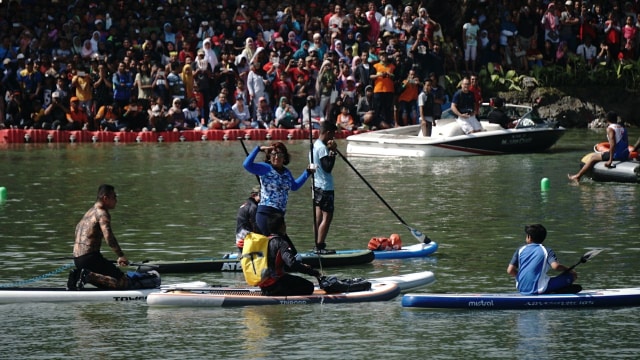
513 108 547 128
440 103 552 129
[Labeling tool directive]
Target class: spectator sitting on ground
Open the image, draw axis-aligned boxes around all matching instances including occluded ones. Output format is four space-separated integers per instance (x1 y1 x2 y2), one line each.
209 91 239 129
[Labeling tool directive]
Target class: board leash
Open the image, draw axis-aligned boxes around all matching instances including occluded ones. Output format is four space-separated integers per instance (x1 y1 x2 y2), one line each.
0 262 75 288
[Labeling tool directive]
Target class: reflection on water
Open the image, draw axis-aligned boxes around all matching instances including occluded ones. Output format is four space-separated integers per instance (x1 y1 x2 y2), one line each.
1 130 640 358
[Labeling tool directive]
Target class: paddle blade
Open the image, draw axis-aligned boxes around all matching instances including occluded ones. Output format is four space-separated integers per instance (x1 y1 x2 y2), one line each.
408 227 430 244
581 248 604 263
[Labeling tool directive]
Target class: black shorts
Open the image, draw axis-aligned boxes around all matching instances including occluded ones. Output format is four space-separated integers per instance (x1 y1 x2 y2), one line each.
313 188 335 212
74 251 124 279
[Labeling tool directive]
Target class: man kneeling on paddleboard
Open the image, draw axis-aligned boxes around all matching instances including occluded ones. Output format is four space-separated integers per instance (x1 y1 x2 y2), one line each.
70 184 132 290
507 224 579 295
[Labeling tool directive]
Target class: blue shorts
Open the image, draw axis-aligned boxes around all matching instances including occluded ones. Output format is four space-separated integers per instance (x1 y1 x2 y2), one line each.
544 273 574 293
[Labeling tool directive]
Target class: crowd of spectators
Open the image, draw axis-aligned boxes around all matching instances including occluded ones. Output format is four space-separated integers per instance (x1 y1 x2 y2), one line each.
0 0 638 132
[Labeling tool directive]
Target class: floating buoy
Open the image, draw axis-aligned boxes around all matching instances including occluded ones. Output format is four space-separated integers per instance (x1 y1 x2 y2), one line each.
0 187 6 203
136 136 142 143
201 134 207 141
287 133 293 140
223 133 229 140
47 133 54 142
69 134 76 143
179 135 186 142
114 135 120 143
157 136 164 143
244 133 251 140
540 177 550 191
92 135 98 143
24 133 31 143
265 133 272 140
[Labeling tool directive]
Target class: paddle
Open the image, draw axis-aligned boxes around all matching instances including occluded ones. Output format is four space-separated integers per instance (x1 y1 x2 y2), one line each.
334 149 431 244
308 103 319 250
563 248 604 274
238 137 261 184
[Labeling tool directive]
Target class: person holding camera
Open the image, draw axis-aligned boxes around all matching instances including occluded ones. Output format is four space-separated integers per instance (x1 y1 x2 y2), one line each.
44 91 69 130
450 77 483 134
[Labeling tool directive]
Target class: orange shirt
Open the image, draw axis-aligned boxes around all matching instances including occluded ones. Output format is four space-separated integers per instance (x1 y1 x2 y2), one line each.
398 80 420 102
373 62 395 93
66 107 88 124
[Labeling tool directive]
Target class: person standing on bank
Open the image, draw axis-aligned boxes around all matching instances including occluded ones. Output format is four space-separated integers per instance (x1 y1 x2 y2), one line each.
72 184 130 290
312 121 338 254
507 224 578 295
568 111 629 182
450 77 483 134
235 185 260 252
243 141 314 235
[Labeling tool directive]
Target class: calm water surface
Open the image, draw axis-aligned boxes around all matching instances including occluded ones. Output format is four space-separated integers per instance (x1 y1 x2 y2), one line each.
1 129 639 359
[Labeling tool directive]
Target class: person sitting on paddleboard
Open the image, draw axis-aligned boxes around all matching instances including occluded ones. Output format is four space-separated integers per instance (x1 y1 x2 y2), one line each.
260 212 321 296
235 185 261 252
243 141 314 236
568 111 629 182
507 224 579 295
71 184 130 290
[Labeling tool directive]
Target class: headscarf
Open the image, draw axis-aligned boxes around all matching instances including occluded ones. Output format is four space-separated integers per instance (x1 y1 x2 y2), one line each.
90 31 101 53
251 46 265 66
81 40 94 59
181 64 194 98
241 37 255 61
72 35 83 55
202 38 218 70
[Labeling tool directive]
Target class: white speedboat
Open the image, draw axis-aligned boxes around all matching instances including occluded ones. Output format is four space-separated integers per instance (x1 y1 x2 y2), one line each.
346 103 565 157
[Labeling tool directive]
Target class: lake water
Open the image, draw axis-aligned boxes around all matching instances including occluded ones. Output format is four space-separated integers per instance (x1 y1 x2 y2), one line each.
1 129 639 359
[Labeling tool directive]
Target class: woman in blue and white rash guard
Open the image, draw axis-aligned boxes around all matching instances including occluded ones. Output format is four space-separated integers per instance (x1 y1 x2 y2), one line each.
243 142 313 235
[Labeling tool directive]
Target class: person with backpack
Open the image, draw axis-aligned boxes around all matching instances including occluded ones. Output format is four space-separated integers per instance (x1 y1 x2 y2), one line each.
259 213 321 296
235 185 260 252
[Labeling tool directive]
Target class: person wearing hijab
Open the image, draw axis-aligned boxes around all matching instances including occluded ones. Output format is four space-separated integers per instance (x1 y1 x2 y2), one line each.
202 38 219 70
162 23 176 45
72 36 83 56
240 37 256 63
315 60 336 119
81 39 95 59
180 64 195 100
89 31 101 53
247 61 269 116
275 96 298 129
292 40 310 60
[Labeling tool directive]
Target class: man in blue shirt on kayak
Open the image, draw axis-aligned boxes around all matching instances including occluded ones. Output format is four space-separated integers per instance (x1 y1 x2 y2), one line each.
507 224 578 295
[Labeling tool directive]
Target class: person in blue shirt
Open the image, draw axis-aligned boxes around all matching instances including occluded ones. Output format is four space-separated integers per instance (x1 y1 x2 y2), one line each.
312 121 338 254
243 141 313 235
507 224 578 295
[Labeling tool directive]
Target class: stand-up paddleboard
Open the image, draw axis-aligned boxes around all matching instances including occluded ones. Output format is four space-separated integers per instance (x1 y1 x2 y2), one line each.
137 250 374 273
402 288 640 310
0 281 208 304
147 271 435 307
